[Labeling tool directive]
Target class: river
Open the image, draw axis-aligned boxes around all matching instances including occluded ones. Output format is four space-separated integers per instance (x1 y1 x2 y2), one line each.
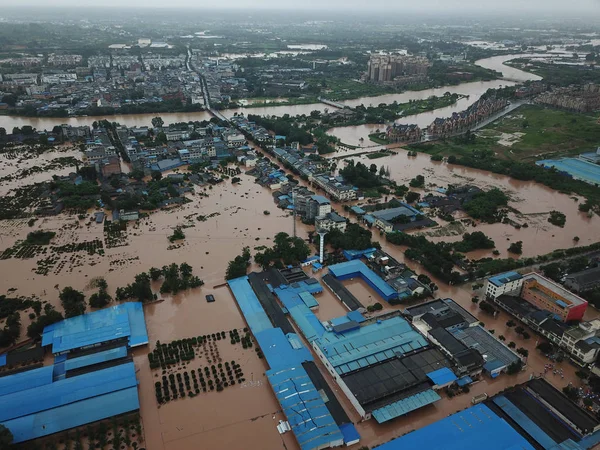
326 53 544 146
0 54 541 132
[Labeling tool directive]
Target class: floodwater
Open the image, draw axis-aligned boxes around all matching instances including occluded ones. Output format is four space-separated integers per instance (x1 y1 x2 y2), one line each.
0 54 539 131
326 52 548 146
475 53 545 82
0 171 312 450
0 53 598 450
342 151 597 258
0 148 597 450
0 145 82 195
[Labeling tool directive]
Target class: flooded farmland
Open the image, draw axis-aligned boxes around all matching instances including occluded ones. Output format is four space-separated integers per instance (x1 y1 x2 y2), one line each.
334 150 597 258
0 52 598 450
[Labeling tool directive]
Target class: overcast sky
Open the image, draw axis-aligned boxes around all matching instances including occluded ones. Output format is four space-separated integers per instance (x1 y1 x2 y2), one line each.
6 0 600 12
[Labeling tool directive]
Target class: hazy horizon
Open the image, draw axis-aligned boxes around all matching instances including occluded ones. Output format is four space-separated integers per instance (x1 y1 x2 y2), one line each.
3 0 599 13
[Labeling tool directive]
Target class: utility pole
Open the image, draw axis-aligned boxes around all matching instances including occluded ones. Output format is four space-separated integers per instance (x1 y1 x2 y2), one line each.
292 187 297 238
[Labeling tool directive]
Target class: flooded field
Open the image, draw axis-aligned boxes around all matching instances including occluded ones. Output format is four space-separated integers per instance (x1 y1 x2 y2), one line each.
0 145 82 195
334 150 597 258
0 144 598 449
0 52 597 450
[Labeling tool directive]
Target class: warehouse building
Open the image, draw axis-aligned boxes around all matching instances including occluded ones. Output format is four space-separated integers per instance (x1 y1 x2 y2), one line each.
327 260 399 302
376 378 600 450
0 303 148 443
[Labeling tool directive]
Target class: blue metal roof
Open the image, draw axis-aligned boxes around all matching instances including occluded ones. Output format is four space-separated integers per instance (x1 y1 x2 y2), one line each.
228 277 273 334
311 195 330 205
299 291 319 309
426 367 457 386
328 260 398 301
4 386 139 444
0 363 138 422
342 248 377 261
372 389 441 423
0 363 139 443
488 271 523 287
267 366 343 450
346 310 366 323
274 286 326 343
42 302 148 354
254 328 312 371
0 365 53 396
315 316 428 375
64 346 128 372
493 395 557 449
376 404 535 450
457 375 473 387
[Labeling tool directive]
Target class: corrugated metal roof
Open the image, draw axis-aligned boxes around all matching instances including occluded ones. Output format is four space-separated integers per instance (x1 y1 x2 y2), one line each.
255 328 313 371
4 386 139 443
0 363 138 422
267 366 344 450
64 346 128 372
328 260 398 300
42 302 148 354
372 389 441 423
426 367 457 386
374 404 535 450
228 277 273 334
316 316 428 375
492 395 557 449
0 365 53 396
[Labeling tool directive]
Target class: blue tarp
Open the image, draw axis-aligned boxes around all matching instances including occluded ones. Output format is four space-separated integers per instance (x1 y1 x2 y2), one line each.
65 347 128 371
372 389 441 423
426 367 457 386
328 260 398 301
375 404 535 450
42 302 148 354
340 423 360 444
0 353 6 367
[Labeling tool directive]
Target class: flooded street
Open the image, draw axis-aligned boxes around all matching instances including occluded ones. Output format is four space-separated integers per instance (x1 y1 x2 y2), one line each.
0 52 597 450
0 149 598 449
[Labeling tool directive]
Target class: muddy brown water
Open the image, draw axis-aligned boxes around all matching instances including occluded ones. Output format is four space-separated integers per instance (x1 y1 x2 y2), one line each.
0 56 596 450
0 54 537 131
1 155 597 449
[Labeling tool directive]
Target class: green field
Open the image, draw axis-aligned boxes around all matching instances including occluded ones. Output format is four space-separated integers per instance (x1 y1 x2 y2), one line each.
413 105 599 161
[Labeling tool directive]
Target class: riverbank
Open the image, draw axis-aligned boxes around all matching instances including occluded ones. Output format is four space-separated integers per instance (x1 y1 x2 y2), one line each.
0 54 539 132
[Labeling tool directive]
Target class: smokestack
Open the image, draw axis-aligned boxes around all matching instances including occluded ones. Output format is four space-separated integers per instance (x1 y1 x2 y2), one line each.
318 230 327 264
